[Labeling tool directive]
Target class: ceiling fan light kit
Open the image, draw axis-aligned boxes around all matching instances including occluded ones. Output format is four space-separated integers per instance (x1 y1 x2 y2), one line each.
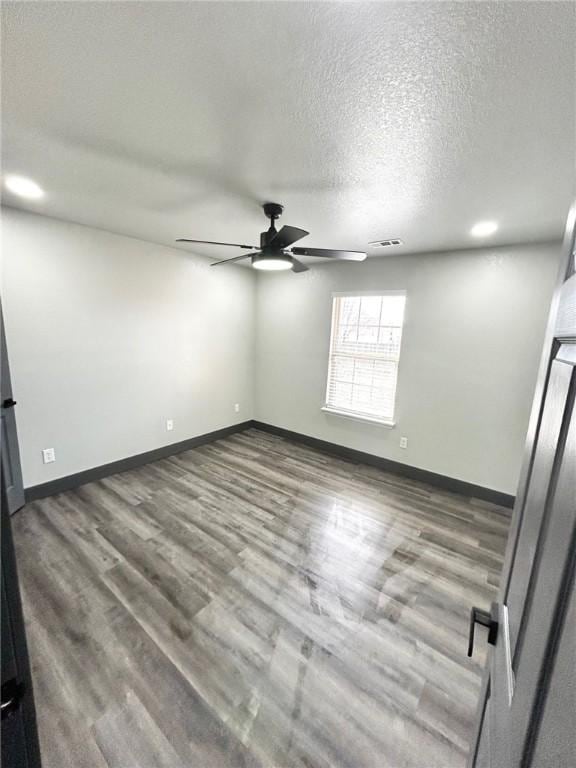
252 253 293 271
177 203 367 274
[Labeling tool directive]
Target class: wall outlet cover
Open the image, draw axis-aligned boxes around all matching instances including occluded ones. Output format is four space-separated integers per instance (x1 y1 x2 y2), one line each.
234 403 240 413
400 437 408 449
166 419 174 431
42 447 56 464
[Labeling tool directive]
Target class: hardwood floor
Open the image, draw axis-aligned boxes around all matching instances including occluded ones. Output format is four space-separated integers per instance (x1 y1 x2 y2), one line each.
13 429 509 768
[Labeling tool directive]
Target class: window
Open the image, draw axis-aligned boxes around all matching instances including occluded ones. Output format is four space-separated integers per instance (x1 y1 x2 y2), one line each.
324 292 406 425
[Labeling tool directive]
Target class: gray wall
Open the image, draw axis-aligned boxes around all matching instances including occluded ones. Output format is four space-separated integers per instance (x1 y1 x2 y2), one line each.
1 206 561 496
2 208 256 487
254 244 560 495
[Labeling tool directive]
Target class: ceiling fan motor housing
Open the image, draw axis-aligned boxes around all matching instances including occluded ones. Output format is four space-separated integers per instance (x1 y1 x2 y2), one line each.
261 202 284 249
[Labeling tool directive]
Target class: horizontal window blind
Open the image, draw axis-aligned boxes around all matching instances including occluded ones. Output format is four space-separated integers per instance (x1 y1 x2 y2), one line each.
325 293 406 422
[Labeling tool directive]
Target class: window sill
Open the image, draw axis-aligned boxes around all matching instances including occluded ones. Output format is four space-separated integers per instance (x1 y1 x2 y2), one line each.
321 406 396 428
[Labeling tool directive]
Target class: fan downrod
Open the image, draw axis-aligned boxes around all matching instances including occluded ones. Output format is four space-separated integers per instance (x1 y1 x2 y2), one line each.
262 202 284 221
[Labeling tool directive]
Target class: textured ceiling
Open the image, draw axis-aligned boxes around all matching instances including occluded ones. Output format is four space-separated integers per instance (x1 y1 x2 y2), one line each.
1 1 574 261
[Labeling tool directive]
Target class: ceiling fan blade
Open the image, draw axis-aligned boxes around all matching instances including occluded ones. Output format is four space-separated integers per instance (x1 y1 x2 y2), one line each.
210 252 259 266
291 257 309 273
291 247 366 261
176 238 257 249
268 225 309 249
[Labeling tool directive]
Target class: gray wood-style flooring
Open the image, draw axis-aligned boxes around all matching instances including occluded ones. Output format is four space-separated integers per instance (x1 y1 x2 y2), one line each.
13 429 509 768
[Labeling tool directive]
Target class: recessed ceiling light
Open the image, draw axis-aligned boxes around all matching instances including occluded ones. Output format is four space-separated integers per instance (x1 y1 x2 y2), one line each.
470 220 498 238
4 175 44 200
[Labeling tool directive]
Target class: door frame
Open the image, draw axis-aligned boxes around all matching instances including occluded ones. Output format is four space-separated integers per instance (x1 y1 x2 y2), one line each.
1 467 43 767
1 302 26 514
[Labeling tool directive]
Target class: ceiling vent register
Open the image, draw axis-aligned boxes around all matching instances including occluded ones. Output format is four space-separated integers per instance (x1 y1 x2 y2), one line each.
369 239 403 248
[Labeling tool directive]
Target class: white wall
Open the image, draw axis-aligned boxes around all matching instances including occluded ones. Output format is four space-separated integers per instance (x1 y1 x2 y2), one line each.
1 207 256 487
254 244 560 495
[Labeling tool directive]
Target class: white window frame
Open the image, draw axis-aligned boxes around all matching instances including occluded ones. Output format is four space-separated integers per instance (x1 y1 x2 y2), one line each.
322 290 406 427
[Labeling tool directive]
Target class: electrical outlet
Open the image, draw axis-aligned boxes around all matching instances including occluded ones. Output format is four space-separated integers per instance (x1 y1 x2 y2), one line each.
42 447 56 464
166 419 174 431
400 437 408 449
234 403 240 413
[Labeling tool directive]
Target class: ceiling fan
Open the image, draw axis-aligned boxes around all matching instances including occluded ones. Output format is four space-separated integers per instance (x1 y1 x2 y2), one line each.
176 202 367 273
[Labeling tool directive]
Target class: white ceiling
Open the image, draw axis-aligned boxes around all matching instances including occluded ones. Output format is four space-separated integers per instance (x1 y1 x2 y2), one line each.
1 1 574 261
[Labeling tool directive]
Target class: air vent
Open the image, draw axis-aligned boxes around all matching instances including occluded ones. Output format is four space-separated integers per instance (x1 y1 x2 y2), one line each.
369 239 403 248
